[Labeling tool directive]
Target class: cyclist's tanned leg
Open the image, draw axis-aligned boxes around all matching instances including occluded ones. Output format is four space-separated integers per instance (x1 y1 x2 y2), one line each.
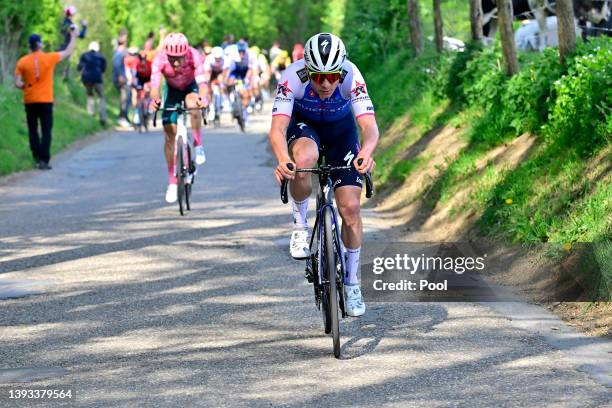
335 186 363 248
289 138 318 201
185 93 202 146
163 124 177 172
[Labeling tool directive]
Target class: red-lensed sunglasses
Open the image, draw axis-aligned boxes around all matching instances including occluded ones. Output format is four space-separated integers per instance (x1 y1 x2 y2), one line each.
309 71 341 84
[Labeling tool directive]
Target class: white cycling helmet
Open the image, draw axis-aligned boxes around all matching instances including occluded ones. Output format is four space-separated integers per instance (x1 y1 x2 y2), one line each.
211 46 223 59
304 33 346 72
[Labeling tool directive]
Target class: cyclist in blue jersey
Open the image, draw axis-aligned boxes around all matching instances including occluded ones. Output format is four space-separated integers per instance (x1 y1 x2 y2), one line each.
268 33 379 317
223 41 253 125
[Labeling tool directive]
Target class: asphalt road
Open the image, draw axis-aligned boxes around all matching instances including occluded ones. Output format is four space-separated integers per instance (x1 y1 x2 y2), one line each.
0 110 610 407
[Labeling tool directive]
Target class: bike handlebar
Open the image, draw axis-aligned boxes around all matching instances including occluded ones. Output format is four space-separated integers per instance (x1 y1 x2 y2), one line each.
152 106 207 128
280 159 374 204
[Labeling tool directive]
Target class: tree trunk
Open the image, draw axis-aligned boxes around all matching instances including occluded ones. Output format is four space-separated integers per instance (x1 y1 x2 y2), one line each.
407 0 423 56
497 0 519 76
433 0 443 53
469 0 484 43
556 0 576 65
0 17 21 85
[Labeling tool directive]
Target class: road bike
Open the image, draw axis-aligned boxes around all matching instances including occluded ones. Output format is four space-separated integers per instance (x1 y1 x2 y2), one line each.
210 81 223 127
280 159 374 358
133 83 150 133
227 80 246 132
153 103 205 216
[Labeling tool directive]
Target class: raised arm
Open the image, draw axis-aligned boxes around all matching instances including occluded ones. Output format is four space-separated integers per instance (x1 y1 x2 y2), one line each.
59 27 78 61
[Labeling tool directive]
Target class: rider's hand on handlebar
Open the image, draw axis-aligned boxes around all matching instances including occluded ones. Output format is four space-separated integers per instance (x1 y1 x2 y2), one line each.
354 152 376 174
149 98 161 111
275 161 296 185
196 96 209 108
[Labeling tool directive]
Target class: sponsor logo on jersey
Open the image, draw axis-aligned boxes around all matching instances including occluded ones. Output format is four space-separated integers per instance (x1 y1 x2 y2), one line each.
272 108 277 112
276 80 292 97
333 179 342 188
356 176 363 185
296 68 309 83
351 81 367 97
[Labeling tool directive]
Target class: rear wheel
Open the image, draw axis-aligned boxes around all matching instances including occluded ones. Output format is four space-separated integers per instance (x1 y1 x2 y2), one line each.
176 137 186 216
322 207 340 358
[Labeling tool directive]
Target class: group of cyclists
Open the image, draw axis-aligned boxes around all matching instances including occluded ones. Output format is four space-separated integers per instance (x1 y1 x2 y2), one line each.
121 32 291 132
133 30 378 317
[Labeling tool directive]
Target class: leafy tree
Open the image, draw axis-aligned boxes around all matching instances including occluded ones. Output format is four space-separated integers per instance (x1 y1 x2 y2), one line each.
0 0 61 82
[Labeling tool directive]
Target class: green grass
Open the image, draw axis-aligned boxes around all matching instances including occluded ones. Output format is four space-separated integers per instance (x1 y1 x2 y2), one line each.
365 37 612 247
0 76 119 176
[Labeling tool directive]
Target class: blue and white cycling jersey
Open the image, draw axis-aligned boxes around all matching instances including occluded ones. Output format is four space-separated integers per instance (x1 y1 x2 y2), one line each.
224 50 253 80
272 59 374 123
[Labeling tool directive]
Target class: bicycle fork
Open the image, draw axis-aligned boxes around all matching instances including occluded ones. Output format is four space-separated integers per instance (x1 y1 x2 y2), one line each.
310 203 347 318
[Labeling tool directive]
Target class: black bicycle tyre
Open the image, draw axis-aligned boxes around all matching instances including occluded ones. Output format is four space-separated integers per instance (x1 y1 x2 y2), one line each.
185 145 192 211
176 137 185 216
141 100 148 133
323 207 341 358
233 92 245 132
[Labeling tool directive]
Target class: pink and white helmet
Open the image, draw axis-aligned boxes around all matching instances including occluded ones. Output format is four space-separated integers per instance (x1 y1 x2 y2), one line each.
64 5 77 17
164 33 189 57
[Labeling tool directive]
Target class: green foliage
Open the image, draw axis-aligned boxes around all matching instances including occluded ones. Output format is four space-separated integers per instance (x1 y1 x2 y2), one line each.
342 0 410 69
501 48 562 134
102 0 130 38
460 46 507 111
351 0 611 247
544 38 612 153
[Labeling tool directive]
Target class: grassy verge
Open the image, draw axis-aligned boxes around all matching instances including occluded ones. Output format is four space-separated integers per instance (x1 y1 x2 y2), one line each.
365 37 611 245
0 76 120 176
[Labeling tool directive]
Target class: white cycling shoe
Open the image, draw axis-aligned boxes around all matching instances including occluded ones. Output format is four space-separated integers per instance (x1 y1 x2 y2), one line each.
165 184 178 203
344 284 366 317
289 228 310 260
195 146 206 165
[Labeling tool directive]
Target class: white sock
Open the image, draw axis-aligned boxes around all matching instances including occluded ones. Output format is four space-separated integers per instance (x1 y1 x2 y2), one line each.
291 197 309 229
345 246 361 285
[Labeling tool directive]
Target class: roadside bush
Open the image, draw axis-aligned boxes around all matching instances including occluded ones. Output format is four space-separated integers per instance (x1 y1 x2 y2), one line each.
544 38 612 153
501 47 562 134
442 41 483 104
460 45 508 112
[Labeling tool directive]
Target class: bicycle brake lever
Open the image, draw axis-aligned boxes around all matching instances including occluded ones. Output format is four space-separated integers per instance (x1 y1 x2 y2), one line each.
357 159 374 198
280 163 294 204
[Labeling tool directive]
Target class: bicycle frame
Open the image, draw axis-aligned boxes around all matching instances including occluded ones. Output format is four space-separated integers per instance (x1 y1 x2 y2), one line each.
153 103 205 215
310 177 347 315
279 161 374 357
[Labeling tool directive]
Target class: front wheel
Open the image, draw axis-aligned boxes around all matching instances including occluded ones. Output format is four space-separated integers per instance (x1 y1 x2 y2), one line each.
322 207 340 358
176 137 186 216
233 92 245 132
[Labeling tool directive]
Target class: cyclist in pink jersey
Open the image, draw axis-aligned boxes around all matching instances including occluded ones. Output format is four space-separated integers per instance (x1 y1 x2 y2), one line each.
150 32 209 203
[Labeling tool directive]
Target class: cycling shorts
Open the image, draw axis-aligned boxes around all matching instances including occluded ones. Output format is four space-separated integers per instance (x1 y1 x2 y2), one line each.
136 75 151 88
228 74 250 90
162 81 198 125
286 113 363 190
